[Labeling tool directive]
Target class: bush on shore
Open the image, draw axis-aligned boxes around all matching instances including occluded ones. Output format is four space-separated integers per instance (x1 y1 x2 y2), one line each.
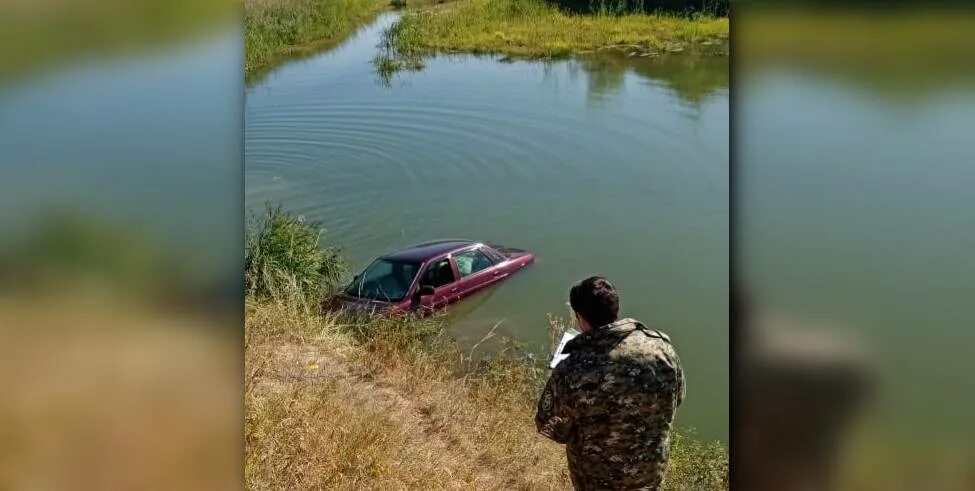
244 204 345 303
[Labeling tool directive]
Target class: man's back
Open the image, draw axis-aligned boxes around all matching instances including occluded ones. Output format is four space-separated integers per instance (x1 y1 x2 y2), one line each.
536 318 685 490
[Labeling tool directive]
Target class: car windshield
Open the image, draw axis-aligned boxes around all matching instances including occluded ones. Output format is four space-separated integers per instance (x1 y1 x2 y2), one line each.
345 259 420 301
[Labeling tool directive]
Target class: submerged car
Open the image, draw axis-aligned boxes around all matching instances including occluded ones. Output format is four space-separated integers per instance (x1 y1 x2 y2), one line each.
333 240 534 314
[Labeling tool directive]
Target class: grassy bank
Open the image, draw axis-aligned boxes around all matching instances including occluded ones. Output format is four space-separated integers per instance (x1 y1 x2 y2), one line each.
244 207 728 489
376 0 728 74
245 0 390 77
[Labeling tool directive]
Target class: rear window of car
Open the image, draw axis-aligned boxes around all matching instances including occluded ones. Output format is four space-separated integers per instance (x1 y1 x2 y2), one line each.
483 247 505 263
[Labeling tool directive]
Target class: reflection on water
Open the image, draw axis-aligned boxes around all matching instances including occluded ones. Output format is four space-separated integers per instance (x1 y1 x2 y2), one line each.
575 48 729 104
378 45 730 105
246 13 728 440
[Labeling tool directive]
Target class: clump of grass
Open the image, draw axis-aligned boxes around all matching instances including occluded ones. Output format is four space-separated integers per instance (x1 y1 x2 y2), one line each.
244 204 346 304
373 13 429 84
377 0 728 75
372 52 403 86
245 0 388 77
667 429 729 490
373 47 424 86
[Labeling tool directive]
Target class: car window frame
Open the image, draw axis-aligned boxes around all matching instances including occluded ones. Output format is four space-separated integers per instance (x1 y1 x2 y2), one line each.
452 246 496 279
483 246 506 264
347 258 422 302
419 254 458 289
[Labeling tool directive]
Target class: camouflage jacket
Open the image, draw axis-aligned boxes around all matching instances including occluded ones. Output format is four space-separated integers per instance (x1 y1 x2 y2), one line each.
535 318 685 490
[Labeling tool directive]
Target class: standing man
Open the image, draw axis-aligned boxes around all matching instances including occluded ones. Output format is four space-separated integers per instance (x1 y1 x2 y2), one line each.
536 276 685 490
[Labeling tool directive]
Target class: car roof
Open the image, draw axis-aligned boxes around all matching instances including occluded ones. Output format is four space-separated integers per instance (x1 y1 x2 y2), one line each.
381 240 478 263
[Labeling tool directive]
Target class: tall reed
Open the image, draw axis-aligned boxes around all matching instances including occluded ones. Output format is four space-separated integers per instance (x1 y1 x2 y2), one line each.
244 204 346 305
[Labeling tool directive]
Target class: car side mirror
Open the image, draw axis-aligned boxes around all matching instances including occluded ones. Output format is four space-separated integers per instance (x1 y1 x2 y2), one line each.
417 285 435 297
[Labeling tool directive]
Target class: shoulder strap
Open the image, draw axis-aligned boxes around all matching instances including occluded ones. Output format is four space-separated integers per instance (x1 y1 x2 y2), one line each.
635 323 672 344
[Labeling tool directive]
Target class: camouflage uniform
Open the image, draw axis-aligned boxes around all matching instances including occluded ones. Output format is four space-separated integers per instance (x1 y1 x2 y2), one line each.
536 318 685 490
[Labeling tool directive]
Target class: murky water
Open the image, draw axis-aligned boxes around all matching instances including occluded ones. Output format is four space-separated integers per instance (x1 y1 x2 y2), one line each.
245 13 729 439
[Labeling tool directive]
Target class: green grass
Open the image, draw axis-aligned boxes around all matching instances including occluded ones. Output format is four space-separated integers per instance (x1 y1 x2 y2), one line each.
245 204 346 304
375 0 728 74
245 0 390 77
244 205 728 489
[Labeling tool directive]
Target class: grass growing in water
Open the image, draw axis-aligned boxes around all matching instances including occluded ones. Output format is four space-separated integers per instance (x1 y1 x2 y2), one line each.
245 0 389 76
244 206 728 489
375 0 728 75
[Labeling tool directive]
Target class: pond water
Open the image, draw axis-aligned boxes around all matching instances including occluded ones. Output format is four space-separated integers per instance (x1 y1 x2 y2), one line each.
245 13 729 440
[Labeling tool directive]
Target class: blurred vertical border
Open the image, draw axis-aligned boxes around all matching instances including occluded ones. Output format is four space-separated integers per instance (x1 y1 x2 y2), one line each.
0 0 243 489
733 1 975 490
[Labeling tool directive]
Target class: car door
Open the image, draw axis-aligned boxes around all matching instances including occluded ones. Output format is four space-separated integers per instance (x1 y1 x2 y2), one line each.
414 256 459 311
482 245 512 275
452 247 502 298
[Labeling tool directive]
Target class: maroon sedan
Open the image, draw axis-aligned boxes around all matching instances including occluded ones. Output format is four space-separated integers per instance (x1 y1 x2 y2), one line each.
333 240 534 314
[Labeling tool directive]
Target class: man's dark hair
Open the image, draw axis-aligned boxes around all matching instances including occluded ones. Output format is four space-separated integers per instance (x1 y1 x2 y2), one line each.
569 276 619 328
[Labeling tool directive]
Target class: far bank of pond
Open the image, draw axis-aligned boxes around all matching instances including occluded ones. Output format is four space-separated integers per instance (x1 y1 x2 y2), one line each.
378 0 727 73
245 0 728 79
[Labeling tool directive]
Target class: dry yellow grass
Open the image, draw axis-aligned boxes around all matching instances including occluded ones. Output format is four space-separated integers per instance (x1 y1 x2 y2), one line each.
245 299 570 489
245 298 727 490
0 298 240 490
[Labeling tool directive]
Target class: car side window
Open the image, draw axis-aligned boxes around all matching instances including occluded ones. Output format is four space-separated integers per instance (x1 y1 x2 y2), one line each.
484 247 505 263
421 258 455 288
455 249 493 278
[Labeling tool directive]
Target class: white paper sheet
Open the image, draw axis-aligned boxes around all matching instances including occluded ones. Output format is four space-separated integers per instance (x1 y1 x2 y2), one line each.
550 329 580 369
